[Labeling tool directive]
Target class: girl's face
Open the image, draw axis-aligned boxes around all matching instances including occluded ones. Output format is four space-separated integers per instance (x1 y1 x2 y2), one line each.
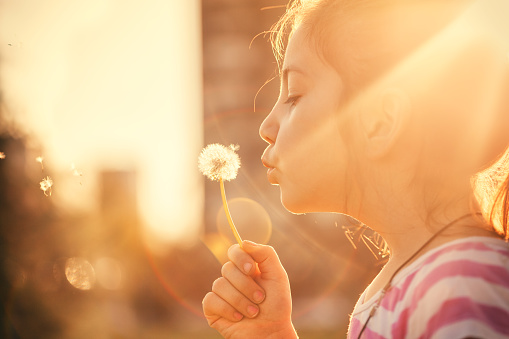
259 27 359 214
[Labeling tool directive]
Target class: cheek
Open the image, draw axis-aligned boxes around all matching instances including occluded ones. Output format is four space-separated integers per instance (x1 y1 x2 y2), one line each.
277 120 351 212
280 153 349 213
279 114 339 172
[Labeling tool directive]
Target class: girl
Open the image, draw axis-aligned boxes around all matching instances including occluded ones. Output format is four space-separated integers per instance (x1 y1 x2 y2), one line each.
202 0 509 338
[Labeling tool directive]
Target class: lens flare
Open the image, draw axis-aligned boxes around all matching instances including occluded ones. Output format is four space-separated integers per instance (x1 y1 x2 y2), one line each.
216 197 272 245
144 247 204 318
202 233 230 264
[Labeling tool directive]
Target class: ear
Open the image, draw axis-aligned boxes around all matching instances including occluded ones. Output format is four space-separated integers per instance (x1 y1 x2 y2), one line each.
360 88 411 159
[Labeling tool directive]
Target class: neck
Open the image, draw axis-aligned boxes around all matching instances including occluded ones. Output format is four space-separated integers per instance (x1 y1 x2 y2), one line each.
358 189 494 265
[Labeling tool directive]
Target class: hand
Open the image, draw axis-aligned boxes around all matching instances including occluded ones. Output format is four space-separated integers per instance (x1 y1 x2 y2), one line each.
203 240 297 339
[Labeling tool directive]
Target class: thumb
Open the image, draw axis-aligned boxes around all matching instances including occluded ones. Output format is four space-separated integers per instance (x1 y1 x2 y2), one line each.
242 240 288 281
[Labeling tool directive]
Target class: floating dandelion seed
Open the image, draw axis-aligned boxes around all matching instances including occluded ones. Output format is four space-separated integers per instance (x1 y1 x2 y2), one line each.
0 152 5 159
70 163 82 176
71 163 83 185
198 144 243 246
36 156 44 170
40 176 53 196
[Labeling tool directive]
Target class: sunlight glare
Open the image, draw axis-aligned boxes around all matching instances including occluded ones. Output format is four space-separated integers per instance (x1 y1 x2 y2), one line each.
0 0 203 248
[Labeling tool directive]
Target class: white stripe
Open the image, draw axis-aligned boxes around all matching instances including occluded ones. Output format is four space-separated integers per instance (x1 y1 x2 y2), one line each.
386 244 509 314
363 277 509 338
409 275 509 337
391 244 509 288
349 239 509 338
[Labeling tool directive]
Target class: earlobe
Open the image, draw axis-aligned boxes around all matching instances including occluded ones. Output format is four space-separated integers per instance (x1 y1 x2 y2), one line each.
362 88 411 159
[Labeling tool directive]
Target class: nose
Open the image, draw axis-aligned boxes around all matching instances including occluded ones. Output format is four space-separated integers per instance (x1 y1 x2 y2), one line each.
259 104 279 145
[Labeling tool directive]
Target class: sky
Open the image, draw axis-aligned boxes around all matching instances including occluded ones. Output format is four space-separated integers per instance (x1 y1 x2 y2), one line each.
0 0 204 248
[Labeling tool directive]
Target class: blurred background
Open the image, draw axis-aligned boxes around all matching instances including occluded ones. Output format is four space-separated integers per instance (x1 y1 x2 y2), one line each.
0 0 385 338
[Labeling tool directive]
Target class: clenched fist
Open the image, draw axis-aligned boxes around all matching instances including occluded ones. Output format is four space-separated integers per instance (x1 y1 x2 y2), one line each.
202 241 298 339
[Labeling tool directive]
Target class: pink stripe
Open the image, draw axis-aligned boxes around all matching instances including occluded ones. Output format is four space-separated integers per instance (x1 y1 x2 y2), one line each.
361 327 389 339
347 317 361 339
348 317 390 339
411 260 509 301
418 297 509 338
380 242 509 312
349 240 509 338
389 261 509 338
391 307 411 338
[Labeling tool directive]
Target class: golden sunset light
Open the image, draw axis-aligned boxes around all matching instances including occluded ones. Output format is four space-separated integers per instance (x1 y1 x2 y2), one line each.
0 0 204 247
1 0 508 338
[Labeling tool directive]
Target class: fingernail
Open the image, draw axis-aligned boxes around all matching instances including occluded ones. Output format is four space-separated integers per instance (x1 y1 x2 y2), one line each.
234 312 243 321
247 305 259 317
243 263 252 274
253 290 265 303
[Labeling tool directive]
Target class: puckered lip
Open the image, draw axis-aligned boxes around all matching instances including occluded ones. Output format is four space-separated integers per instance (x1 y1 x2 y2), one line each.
261 158 273 169
261 148 275 169
261 148 278 184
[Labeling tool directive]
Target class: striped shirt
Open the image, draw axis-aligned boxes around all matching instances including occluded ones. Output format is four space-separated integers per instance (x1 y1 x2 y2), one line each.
348 236 509 338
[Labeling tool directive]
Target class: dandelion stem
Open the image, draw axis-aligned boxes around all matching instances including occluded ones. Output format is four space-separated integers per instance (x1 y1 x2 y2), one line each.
220 178 243 247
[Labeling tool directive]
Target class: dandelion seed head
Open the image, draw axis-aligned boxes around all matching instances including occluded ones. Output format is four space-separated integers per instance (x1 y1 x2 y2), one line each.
198 143 240 181
40 176 53 196
0 152 5 159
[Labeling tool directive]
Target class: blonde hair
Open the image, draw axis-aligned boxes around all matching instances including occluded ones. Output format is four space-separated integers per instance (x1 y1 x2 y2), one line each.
474 150 509 239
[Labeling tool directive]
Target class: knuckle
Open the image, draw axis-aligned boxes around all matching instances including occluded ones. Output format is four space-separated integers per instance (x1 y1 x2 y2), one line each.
230 297 243 309
211 277 225 292
202 291 215 306
227 244 240 258
261 244 277 256
266 244 276 253
221 261 234 277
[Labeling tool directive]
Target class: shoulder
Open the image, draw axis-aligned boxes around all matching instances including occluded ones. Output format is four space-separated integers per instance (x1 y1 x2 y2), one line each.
404 237 509 338
413 236 509 291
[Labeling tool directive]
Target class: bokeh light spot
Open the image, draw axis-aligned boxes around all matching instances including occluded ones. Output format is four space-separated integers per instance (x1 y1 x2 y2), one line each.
216 197 272 245
202 233 230 264
65 257 96 290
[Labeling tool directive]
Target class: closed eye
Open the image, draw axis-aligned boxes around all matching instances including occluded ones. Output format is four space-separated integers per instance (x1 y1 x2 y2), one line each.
284 95 301 106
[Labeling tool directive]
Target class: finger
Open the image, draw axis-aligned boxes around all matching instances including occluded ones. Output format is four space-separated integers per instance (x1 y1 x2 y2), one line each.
241 240 288 281
202 291 243 325
228 244 256 276
212 277 260 318
221 261 265 304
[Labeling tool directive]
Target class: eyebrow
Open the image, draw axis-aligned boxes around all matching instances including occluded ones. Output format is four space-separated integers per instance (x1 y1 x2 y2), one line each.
281 66 307 83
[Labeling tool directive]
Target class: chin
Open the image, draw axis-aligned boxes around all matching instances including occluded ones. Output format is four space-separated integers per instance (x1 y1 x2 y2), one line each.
280 192 306 214
280 189 351 215
280 193 328 215
282 203 308 215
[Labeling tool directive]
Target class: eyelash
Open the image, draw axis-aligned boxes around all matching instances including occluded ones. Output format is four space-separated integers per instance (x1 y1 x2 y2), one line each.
284 95 301 106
